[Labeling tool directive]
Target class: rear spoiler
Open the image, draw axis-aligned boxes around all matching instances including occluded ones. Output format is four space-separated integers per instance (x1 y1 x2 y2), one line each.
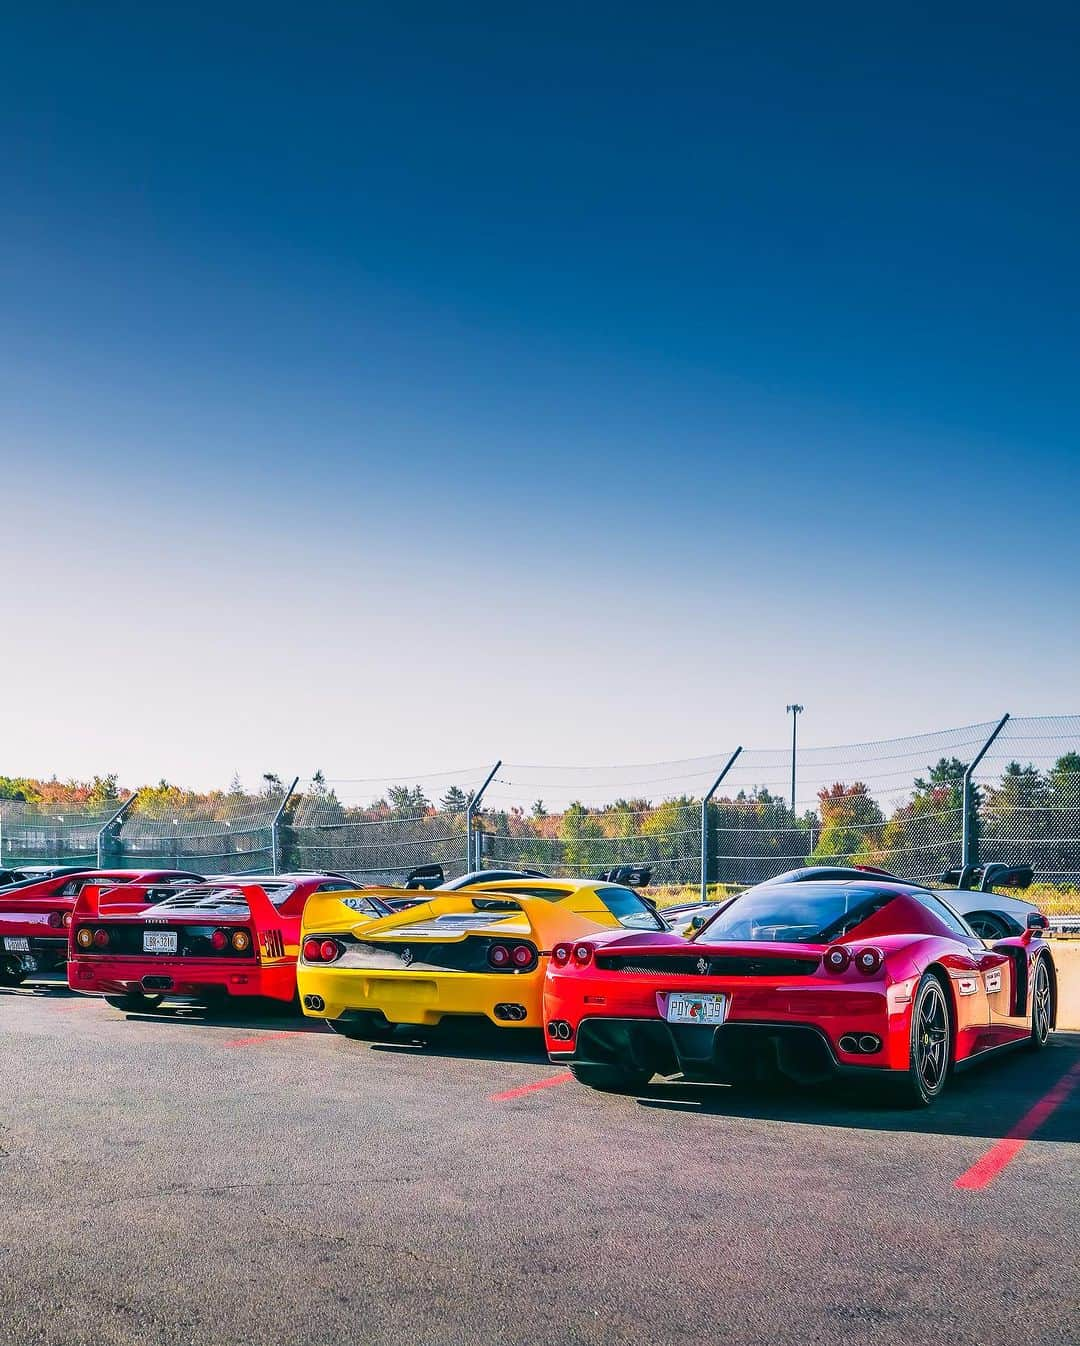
595 866 652 888
72 881 287 929
405 864 445 890
939 863 1035 892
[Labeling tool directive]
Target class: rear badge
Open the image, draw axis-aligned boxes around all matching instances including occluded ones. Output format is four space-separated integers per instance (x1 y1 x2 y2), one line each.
696 957 709 975
400 947 413 966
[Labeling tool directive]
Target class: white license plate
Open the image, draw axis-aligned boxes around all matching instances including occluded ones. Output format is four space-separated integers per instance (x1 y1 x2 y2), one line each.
143 931 177 954
664 991 728 1025
3 936 29 953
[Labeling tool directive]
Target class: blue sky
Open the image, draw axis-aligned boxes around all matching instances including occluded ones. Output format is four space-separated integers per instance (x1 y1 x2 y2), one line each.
2 4 1078 788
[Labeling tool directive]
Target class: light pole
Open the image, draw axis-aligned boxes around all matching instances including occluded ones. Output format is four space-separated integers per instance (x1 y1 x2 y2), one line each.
786 704 804 822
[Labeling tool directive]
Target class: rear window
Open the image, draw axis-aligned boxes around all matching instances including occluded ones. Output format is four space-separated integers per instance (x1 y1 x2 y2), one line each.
696 885 896 943
595 886 666 931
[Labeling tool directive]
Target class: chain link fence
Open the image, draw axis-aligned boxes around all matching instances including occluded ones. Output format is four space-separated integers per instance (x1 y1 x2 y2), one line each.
288 768 491 882
2 716 1078 890
0 798 131 870
116 786 290 875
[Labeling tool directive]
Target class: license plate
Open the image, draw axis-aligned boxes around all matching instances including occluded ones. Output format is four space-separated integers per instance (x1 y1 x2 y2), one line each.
663 991 727 1025
3 936 29 953
143 931 177 954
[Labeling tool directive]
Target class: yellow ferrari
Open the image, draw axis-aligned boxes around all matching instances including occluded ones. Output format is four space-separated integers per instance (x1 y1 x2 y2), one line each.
296 877 667 1038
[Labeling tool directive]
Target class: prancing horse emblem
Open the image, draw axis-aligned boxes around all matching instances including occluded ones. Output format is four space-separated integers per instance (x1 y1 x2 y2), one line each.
696 957 709 975
400 947 414 966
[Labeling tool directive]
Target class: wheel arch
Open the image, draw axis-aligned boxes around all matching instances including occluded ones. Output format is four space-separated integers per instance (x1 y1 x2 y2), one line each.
923 961 959 1068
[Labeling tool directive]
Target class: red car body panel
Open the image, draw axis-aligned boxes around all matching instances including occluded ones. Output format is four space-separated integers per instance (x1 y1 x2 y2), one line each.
0 870 203 980
543 885 1054 1084
68 876 387 1004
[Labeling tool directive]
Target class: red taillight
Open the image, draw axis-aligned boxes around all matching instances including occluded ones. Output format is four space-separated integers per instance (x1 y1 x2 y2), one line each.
47 910 64 929
511 944 534 968
302 938 322 961
210 928 229 951
552 943 571 966
854 946 884 975
319 939 341 963
823 945 850 973
573 943 593 966
92 929 109 949
488 944 511 968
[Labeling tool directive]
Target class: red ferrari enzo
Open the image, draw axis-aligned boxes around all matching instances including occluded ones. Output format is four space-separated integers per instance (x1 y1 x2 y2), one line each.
0 868 204 986
543 878 1056 1106
68 874 393 1012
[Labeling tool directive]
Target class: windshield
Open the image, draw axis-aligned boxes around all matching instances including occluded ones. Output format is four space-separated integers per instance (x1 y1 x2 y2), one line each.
695 885 898 944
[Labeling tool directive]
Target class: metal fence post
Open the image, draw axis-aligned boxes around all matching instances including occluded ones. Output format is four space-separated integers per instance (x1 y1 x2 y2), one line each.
465 761 501 873
961 714 1010 869
96 794 139 868
700 748 743 902
270 777 299 875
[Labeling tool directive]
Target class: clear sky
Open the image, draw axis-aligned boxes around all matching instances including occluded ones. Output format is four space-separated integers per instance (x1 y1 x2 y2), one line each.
2 3 1078 789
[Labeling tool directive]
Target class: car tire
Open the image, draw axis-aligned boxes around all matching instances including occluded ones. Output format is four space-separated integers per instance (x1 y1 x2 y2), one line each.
327 1012 397 1041
1028 955 1053 1050
884 971 952 1108
569 1062 653 1094
104 992 164 1012
966 912 1009 941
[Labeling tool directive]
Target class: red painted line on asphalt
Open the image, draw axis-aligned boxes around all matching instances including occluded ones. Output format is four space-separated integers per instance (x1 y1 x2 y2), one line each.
490 1072 573 1102
223 1030 316 1047
954 1059 1080 1190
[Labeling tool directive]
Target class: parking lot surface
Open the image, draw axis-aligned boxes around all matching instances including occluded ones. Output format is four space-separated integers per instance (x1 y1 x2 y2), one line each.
1 982 1078 1346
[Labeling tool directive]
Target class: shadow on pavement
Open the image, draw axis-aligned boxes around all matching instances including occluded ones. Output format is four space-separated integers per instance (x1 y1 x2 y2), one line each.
634 1033 1080 1142
370 1022 550 1066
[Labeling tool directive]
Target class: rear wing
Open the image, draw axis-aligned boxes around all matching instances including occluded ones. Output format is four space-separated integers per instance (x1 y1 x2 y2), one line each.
940 863 1035 892
404 864 445 890
300 889 613 947
595 866 653 887
72 881 289 929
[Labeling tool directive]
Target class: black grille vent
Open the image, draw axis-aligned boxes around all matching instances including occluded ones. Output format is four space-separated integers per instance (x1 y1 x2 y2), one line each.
595 954 820 977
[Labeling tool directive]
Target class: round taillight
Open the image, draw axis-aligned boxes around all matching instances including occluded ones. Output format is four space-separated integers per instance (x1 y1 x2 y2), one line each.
63 912 72 928
302 938 322 961
511 944 533 968
573 944 592 965
854 946 884 975
552 944 571 965
92 929 109 949
319 939 340 962
824 946 850 973
210 929 229 951
76 927 94 949
47 910 64 929
231 930 251 952
488 944 511 968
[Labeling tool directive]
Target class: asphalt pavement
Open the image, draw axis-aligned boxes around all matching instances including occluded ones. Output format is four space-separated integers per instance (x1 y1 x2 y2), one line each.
1 982 1077 1346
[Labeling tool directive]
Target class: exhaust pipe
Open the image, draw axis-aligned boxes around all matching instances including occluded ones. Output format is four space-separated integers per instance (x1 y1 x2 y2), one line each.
838 1033 883 1055
303 994 325 1012
494 1003 528 1022
547 1020 574 1041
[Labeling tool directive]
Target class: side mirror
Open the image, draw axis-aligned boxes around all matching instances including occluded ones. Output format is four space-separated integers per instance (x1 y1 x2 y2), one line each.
1026 911 1048 932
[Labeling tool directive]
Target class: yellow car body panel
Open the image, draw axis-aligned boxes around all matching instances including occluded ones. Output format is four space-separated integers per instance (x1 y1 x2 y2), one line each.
297 879 649 1029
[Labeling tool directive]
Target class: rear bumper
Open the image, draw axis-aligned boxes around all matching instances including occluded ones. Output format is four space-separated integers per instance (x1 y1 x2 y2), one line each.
297 964 543 1027
551 1016 895 1085
544 970 909 1076
68 955 295 1002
